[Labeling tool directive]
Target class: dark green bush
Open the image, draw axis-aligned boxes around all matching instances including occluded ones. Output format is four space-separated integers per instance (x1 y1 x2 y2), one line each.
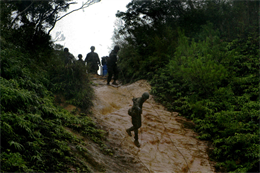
0 37 103 172
49 51 94 109
149 25 259 172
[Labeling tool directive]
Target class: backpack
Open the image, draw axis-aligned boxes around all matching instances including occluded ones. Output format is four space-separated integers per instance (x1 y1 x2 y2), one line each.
128 97 142 116
101 56 108 66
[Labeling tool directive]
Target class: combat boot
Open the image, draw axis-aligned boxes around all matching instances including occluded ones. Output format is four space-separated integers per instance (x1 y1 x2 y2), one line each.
134 140 140 148
126 129 132 137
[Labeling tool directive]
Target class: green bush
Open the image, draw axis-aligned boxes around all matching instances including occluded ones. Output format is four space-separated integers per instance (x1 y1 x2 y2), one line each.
49 52 94 109
117 26 177 83
150 25 259 172
0 39 104 172
168 28 229 96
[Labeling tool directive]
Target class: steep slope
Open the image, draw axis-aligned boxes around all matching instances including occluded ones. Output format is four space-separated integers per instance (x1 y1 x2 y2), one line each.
90 75 215 173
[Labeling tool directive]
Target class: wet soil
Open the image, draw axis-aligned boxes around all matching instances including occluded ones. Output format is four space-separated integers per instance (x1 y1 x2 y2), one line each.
88 75 215 173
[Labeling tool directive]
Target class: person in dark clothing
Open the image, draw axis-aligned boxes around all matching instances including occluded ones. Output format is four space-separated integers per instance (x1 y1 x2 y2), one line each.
126 92 149 147
85 46 100 74
107 45 120 85
64 48 75 66
77 54 84 65
77 54 85 66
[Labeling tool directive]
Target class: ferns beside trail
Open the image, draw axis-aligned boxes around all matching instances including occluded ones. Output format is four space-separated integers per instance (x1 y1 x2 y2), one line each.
0 39 105 172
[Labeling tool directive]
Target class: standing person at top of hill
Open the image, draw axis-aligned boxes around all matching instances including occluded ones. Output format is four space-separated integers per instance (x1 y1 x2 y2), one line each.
107 45 120 85
77 54 85 66
64 47 75 66
85 46 100 74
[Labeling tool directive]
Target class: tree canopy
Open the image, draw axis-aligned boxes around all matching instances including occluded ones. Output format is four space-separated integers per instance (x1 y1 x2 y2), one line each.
1 0 100 51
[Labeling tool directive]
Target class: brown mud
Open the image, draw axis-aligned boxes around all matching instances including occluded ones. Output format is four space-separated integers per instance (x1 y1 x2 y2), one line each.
88 75 215 173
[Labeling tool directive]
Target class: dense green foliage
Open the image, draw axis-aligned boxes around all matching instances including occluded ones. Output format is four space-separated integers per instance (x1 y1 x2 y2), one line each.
48 48 94 109
0 36 108 172
0 37 103 172
115 0 259 172
0 1 107 172
1 0 259 172
150 27 259 172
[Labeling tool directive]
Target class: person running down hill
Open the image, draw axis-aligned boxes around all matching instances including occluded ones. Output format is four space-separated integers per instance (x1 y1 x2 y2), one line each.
126 92 149 147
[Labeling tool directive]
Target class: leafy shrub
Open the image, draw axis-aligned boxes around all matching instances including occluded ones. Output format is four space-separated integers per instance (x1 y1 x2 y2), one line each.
117 26 177 83
149 24 259 172
168 28 229 97
0 40 104 172
49 52 93 109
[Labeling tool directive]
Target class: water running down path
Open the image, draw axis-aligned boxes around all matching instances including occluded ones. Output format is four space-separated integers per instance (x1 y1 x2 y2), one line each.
91 75 215 173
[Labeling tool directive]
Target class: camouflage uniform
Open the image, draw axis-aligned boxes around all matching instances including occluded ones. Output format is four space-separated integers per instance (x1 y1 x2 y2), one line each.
126 92 149 147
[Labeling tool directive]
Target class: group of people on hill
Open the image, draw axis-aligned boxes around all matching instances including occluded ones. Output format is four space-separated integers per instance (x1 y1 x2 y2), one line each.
63 45 120 85
63 45 149 148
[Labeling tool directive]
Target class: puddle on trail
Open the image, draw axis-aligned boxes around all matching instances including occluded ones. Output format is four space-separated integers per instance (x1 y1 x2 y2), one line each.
91 75 215 173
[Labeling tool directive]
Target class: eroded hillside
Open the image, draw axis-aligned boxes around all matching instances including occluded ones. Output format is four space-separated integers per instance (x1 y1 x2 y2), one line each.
88 75 215 173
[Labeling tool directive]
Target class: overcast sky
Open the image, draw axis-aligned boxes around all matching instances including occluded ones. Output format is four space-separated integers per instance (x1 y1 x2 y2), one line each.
50 0 130 59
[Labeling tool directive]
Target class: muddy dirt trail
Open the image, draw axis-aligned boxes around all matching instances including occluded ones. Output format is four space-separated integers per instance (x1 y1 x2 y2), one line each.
90 75 215 173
